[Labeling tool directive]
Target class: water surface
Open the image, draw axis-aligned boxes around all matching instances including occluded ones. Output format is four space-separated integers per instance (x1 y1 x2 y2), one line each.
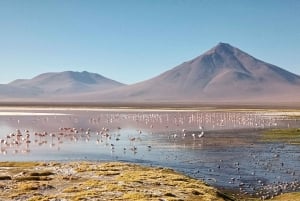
0 108 299 197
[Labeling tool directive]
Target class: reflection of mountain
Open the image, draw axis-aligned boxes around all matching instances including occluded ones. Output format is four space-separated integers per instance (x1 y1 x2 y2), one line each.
80 43 300 102
1 43 300 103
1 71 125 98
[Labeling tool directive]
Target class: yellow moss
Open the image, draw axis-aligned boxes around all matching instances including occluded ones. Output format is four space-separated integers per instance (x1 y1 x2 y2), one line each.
76 162 131 173
62 186 81 193
15 176 51 181
71 190 101 201
17 182 39 191
122 191 148 200
95 170 121 176
27 196 50 201
74 162 91 172
82 179 105 188
116 165 228 201
0 161 40 167
105 182 126 192
271 192 300 201
0 161 234 201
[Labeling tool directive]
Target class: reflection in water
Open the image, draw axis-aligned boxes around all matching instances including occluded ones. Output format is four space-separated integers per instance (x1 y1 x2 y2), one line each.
0 110 299 199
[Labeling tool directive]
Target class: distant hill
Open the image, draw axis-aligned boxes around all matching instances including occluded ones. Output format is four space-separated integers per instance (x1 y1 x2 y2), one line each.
1 71 125 99
1 43 300 103
84 42 300 103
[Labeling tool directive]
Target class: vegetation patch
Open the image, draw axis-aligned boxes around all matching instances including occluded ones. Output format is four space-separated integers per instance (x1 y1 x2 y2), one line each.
27 196 51 201
0 162 41 167
262 128 300 144
270 192 300 201
0 161 298 201
122 191 148 199
17 182 39 191
15 176 52 181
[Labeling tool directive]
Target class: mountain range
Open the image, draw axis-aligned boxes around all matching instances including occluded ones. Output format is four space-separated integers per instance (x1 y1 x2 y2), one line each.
1 43 300 103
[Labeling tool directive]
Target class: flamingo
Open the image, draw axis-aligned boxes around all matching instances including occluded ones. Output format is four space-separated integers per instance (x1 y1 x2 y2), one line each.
198 131 204 138
192 133 196 140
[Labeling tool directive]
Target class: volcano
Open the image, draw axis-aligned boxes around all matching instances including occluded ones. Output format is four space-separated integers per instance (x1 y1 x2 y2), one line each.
89 42 300 102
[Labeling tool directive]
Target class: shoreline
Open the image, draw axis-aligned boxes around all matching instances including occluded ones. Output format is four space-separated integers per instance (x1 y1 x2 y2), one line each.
0 161 234 201
0 160 299 201
1 105 300 115
1 101 300 110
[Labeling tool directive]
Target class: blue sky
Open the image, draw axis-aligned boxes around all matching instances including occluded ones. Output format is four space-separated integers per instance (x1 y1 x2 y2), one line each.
0 0 299 84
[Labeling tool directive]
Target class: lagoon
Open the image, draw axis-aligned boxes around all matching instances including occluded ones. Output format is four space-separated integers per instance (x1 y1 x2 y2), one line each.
0 107 299 198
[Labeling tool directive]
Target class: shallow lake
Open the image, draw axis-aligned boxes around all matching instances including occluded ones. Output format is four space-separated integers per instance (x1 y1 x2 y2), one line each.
0 108 299 197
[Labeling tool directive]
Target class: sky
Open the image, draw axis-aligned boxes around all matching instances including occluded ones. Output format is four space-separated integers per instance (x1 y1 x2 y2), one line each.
0 0 299 84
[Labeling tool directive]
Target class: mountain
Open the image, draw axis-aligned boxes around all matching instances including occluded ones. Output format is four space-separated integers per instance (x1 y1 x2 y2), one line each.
85 42 300 102
2 71 125 98
1 43 300 103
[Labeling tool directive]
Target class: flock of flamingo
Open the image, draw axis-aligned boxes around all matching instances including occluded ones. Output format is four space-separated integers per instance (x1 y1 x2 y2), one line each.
0 125 138 155
0 110 288 158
